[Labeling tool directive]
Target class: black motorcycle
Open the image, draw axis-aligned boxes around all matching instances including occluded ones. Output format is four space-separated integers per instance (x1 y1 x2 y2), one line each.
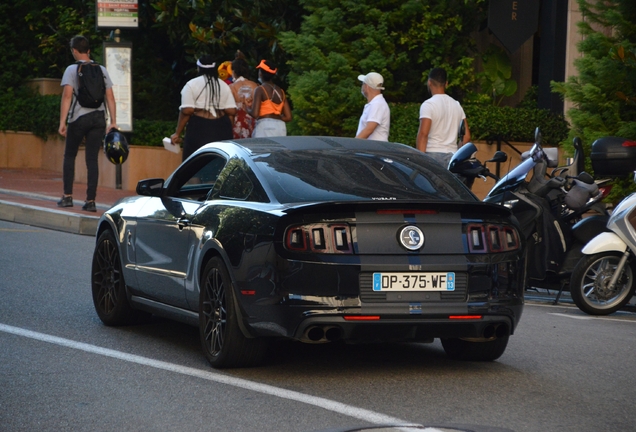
448 142 507 189
452 128 610 301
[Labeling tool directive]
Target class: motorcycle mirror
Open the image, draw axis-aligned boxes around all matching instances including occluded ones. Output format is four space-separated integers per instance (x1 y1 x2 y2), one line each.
448 142 478 171
534 127 542 145
577 172 594 184
487 151 508 164
457 119 466 146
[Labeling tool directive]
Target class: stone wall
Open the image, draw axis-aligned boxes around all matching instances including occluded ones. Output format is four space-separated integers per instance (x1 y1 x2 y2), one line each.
0 131 182 191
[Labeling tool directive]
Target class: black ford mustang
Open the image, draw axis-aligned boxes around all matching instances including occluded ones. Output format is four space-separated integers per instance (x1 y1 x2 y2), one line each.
92 137 525 368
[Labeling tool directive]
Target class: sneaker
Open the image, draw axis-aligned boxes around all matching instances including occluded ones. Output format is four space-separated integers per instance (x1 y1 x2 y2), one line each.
57 196 73 207
82 201 96 212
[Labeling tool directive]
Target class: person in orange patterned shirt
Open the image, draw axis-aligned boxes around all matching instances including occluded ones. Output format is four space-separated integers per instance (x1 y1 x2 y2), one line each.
229 51 259 139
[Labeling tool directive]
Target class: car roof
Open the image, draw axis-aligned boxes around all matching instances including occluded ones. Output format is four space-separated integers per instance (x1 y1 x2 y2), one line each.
206 136 414 157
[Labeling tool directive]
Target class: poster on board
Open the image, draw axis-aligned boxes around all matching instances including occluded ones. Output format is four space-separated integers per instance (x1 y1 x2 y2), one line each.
104 43 133 132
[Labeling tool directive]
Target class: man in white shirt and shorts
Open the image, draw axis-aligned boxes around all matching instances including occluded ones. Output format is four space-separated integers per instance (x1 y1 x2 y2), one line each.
356 72 390 141
416 67 470 166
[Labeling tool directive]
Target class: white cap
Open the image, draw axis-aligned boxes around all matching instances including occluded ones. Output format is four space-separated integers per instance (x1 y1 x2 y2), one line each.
358 72 385 90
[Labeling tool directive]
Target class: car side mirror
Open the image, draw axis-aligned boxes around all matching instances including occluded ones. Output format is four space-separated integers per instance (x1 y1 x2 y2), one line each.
136 178 165 197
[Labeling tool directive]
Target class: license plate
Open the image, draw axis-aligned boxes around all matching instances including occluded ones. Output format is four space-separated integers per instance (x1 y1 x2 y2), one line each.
372 272 455 291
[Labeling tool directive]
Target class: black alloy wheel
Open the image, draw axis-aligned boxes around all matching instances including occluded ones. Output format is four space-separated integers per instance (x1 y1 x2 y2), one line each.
91 230 142 325
199 257 268 368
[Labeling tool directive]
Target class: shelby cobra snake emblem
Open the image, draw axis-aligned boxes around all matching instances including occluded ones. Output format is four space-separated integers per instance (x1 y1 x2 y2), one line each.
399 225 425 250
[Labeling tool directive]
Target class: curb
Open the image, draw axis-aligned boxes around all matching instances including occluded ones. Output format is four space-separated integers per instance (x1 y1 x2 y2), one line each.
0 200 98 236
0 188 111 210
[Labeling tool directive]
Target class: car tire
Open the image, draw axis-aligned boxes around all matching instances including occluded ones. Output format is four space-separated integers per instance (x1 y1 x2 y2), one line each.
92 230 145 325
441 335 509 361
199 257 268 368
570 252 636 315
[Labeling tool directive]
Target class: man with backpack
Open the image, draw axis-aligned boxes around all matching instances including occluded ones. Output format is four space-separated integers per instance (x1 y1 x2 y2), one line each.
58 35 117 212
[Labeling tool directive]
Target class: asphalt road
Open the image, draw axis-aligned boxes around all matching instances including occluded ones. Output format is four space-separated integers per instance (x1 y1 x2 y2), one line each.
1 220 636 432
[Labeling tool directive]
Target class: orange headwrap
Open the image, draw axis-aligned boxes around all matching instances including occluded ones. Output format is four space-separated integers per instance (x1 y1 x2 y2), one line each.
256 59 277 74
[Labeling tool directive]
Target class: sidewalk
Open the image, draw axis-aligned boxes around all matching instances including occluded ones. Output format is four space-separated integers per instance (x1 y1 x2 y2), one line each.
0 167 134 236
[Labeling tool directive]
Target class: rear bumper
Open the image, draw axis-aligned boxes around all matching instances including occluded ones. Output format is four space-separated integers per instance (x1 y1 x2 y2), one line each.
293 313 516 343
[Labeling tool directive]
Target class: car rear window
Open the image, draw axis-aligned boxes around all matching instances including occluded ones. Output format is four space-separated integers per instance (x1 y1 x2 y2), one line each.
252 149 475 204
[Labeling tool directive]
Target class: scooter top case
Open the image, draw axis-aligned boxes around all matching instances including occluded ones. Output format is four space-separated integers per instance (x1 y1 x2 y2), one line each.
590 137 636 176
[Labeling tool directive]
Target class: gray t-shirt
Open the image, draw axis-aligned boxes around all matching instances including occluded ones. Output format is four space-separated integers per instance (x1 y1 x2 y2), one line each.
61 61 113 123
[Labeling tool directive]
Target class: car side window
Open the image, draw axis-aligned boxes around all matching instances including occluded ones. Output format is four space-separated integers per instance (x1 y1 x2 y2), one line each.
207 157 269 202
218 166 253 200
168 155 227 201
184 158 225 188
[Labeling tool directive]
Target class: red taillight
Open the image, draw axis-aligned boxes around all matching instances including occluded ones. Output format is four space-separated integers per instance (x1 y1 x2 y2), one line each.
599 184 613 199
344 315 380 321
285 224 353 254
466 224 519 253
449 315 483 319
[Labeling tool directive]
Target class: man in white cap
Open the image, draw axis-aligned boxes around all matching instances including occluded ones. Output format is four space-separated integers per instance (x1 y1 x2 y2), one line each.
355 72 390 141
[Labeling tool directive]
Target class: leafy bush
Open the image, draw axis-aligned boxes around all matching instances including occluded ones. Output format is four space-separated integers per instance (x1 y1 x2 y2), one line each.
0 89 175 144
464 104 570 146
388 102 570 147
388 103 420 146
0 89 60 139
279 0 486 137
129 119 175 147
551 0 636 204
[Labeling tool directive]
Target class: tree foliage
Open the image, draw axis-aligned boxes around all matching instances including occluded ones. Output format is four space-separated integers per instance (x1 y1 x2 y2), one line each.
1 1 100 91
151 0 303 73
552 0 636 202
480 47 518 106
24 0 101 75
278 0 486 137
2 0 304 122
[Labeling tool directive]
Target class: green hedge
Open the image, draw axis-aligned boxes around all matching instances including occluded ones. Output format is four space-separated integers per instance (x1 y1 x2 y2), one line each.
1 91 569 147
389 102 570 147
130 119 175 147
0 90 61 140
0 90 176 145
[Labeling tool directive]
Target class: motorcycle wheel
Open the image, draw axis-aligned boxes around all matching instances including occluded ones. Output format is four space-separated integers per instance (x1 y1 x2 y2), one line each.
570 252 636 315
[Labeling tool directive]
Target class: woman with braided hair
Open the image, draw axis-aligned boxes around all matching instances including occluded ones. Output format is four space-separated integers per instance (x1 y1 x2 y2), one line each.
170 55 237 161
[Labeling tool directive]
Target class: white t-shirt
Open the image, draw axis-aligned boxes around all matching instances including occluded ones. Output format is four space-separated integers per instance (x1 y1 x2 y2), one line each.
356 94 390 141
180 75 237 117
419 94 466 153
61 61 113 123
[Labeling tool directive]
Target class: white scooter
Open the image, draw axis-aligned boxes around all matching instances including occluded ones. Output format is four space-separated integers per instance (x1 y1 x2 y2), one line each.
570 174 636 315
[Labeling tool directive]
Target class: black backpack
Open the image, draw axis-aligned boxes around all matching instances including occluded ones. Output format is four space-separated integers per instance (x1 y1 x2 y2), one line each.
74 61 106 108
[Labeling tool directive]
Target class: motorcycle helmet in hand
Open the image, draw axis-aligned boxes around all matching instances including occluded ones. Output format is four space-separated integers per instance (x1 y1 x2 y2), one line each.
103 128 129 165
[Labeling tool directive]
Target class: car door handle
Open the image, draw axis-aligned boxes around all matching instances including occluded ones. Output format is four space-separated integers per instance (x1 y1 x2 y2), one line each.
177 218 190 230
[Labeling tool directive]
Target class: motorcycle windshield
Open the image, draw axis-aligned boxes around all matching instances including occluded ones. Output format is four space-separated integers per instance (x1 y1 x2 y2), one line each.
486 157 536 199
448 142 477 171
